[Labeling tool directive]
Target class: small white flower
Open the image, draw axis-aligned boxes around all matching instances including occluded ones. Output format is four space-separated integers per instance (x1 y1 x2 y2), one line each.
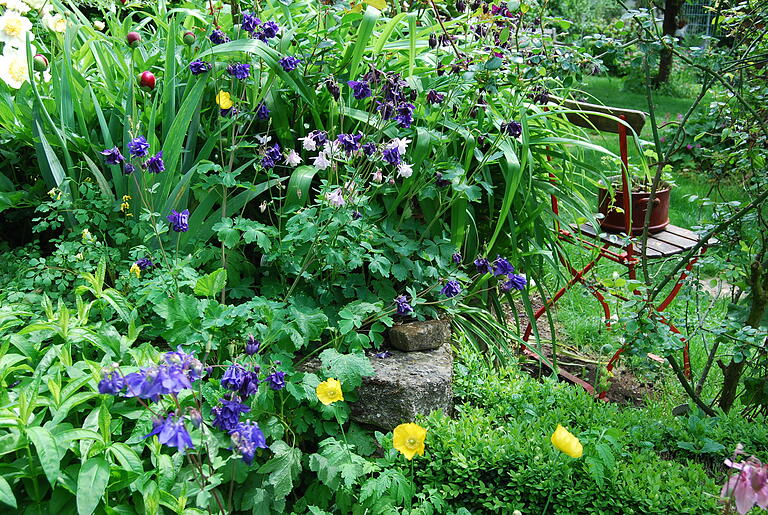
259 200 268 213
23 0 47 9
0 11 33 47
397 162 413 178
0 0 31 14
255 134 272 145
372 170 383 183
0 48 28 89
326 189 345 207
93 20 105 31
42 11 67 33
389 137 411 156
285 149 302 167
299 136 317 151
323 140 341 157
312 152 331 171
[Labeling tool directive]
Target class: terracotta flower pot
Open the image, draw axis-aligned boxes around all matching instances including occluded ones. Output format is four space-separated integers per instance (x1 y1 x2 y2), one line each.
597 178 671 235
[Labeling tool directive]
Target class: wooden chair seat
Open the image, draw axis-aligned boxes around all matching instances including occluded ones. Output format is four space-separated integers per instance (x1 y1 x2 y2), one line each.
569 223 716 258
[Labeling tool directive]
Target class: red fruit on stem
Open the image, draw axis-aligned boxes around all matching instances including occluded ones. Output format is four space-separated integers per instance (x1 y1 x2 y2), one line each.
138 71 155 91
126 31 141 47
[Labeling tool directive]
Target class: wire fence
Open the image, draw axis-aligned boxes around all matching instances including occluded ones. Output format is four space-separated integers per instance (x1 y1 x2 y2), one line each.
682 0 714 38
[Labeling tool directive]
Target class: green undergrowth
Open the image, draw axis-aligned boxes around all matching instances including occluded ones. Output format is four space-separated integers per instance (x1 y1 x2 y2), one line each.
412 345 768 513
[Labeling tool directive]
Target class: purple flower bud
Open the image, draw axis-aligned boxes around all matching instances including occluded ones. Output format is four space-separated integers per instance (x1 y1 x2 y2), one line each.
245 335 260 356
440 280 462 298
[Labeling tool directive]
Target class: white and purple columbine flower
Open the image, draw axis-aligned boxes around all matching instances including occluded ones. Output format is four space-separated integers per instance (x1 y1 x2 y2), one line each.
313 152 332 171
390 137 410 155
337 132 363 154
127 136 150 158
452 252 462 264
382 146 400 166
167 209 190 232
144 151 165 173
395 295 413 316
285 149 302 167
440 280 462 298
101 146 124 165
397 162 413 178
500 274 527 292
326 189 345 207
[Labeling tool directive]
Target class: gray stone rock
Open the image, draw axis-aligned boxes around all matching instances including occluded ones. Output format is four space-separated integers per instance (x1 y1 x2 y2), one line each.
388 319 451 352
349 344 453 431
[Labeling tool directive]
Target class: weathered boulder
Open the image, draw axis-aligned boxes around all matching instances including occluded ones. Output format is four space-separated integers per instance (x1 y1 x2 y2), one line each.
388 318 451 352
349 344 453 431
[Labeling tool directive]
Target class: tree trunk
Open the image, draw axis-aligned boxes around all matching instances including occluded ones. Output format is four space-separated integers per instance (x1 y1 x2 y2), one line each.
718 260 768 412
653 0 684 87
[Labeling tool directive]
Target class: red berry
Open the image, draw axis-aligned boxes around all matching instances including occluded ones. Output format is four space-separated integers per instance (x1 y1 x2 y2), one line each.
126 31 141 47
138 71 155 91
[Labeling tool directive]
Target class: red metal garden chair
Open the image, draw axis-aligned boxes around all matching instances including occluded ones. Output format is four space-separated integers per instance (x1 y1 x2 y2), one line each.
521 99 716 398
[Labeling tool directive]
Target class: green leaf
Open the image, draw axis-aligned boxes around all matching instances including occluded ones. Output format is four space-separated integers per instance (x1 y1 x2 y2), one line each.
77 457 109 515
107 443 144 475
194 268 227 298
0 475 16 508
26 426 60 486
258 441 302 500
318 349 374 389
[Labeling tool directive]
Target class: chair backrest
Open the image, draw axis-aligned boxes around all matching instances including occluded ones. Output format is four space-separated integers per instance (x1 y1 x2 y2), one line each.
553 97 647 135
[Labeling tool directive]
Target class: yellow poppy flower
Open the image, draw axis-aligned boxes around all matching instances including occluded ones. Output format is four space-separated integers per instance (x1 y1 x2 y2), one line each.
216 90 233 110
129 263 141 278
393 423 427 460
550 424 583 458
316 378 344 405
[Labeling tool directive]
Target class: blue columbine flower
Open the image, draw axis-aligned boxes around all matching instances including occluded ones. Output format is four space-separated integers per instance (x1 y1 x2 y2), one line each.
167 209 190 232
440 280 461 298
123 163 136 175
382 146 400 165
501 120 522 138
230 421 267 464
144 415 194 452
212 398 250 432
144 151 165 173
101 146 124 165
493 256 515 276
227 63 251 80
255 21 279 42
245 335 260 356
266 371 286 390
474 257 492 274
127 136 150 158
98 370 125 395
256 103 270 120
241 12 261 33
278 56 300 72
221 363 247 391
352 210 362 220
238 370 260 397
311 130 328 146
209 29 230 45
337 132 363 154
362 142 377 156
377 100 395 120
500 273 527 292
135 257 154 270
189 59 212 75
452 252 462 264
346 79 372 100
394 103 415 128
427 89 445 104
395 295 413 316
261 144 282 169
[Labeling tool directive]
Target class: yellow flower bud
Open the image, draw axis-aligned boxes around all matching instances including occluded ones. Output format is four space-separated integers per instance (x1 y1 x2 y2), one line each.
551 424 583 458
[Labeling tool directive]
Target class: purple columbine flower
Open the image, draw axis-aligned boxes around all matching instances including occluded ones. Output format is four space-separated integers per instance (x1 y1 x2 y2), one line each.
135 257 154 270
435 172 450 187
144 151 165 173
241 12 261 33
500 274 527 292
337 132 363 154
98 370 125 395
256 103 270 120
238 370 260 398
326 189 345 207
262 144 282 169
212 398 250 432
493 256 514 276
245 335 260 356
266 371 286 390
501 120 522 138
440 280 461 298
362 142 377 156
278 56 300 72
394 295 413 316
127 136 150 158
230 421 267 465
221 363 247 391
347 79 372 100
209 29 230 45
101 146 124 165
375 351 391 359
452 252 462 264
376 100 395 120
167 209 190 232
189 59 212 75
382 146 401 165
394 103 415 128
123 163 136 175
474 257 492 274
144 415 194 452
352 210 362 220
255 21 280 41
427 89 445 104
227 63 251 80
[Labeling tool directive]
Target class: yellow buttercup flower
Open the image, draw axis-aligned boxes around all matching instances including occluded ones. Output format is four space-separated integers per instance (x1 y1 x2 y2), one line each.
216 90 233 110
129 263 141 278
551 424 583 458
393 423 427 460
315 378 344 405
